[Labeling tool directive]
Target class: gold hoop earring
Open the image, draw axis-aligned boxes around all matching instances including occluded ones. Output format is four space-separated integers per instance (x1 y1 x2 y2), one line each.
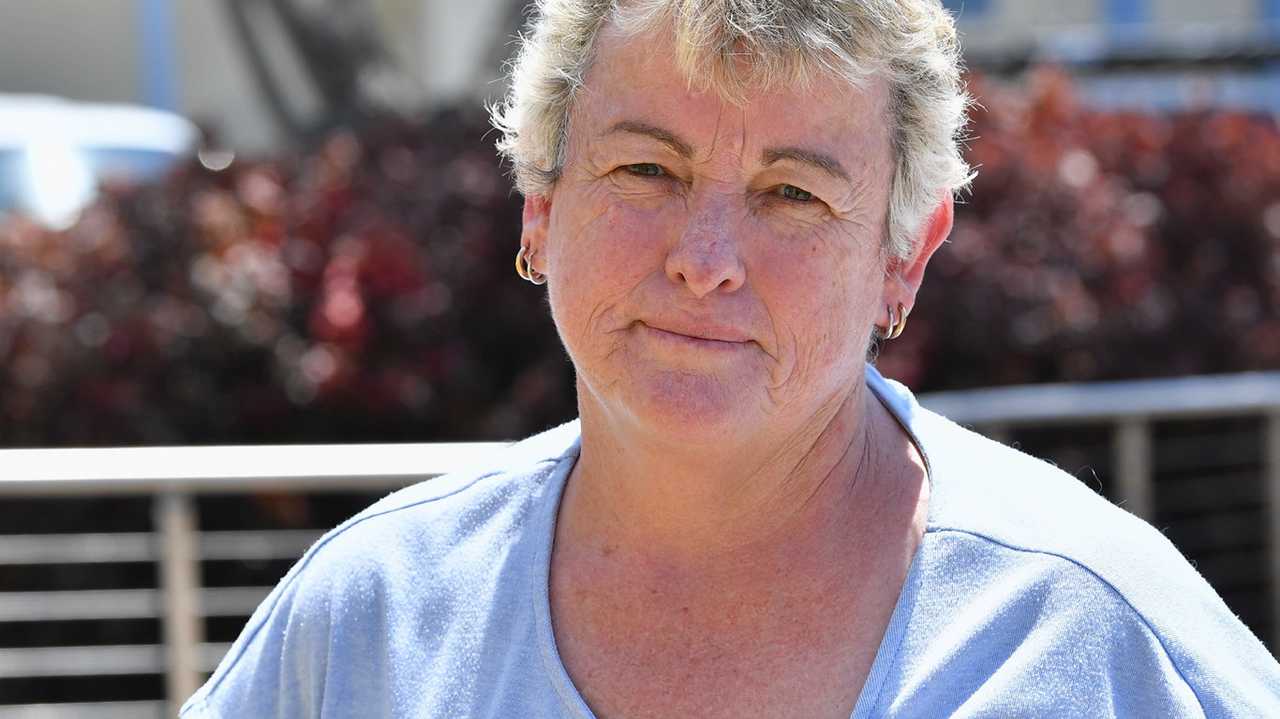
515 246 546 285
879 302 910 340
888 302 909 340
879 304 898 340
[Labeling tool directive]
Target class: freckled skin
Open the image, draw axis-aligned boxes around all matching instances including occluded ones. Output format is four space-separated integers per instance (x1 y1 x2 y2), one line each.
533 34 896 452
519 22 953 719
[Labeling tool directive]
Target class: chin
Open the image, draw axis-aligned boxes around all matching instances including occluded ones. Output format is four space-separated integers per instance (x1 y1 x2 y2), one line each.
612 367 755 444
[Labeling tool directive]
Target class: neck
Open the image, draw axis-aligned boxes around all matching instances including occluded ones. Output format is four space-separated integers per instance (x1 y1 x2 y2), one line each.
560 378 883 569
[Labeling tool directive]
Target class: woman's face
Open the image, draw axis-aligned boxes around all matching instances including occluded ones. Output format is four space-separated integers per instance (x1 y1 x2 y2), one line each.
526 27 906 444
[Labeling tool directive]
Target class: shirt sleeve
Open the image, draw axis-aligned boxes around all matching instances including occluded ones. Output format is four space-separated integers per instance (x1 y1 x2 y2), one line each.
1159 596 1280 718
179 557 337 719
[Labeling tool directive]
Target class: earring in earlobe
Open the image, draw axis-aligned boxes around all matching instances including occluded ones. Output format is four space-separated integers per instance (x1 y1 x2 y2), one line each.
878 302 910 340
877 303 898 340
515 246 546 285
887 302 909 340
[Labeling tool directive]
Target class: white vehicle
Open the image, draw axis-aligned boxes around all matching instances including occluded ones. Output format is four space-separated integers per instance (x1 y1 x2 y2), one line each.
0 94 199 228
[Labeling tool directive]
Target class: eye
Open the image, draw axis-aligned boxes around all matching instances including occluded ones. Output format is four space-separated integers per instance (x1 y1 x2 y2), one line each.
624 163 666 177
778 184 814 202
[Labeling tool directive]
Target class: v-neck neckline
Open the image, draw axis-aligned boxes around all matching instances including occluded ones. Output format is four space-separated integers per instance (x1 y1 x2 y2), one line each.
530 366 934 718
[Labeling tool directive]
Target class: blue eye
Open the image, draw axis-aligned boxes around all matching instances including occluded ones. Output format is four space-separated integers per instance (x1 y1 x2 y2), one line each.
625 163 665 177
779 184 813 202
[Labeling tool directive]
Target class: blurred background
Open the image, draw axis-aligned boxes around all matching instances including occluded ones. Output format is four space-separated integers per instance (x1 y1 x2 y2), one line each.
0 0 1278 716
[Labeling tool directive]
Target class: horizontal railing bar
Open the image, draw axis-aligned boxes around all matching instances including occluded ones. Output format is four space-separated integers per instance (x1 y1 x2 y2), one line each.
0 642 230 679
0 589 154 621
0 530 321 564
0 374 1271 496
0 533 154 564
0 701 164 719
200 529 320 561
920 371 1280 427
0 442 509 496
0 644 160 678
0 586 273 622
202 586 272 616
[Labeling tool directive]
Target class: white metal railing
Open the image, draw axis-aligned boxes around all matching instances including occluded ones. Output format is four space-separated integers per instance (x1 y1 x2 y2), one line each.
0 442 507 719
926 371 1280 653
0 372 1278 717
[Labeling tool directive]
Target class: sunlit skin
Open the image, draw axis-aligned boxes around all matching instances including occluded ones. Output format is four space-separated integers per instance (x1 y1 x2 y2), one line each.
519 22 954 719
521 27 952 543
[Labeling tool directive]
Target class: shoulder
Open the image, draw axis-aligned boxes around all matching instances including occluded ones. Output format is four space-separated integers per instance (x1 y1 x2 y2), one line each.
180 421 581 717
897 398 1280 715
329 419 580 553
913 404 1132 550
867 368 1145 566
280 418 579 594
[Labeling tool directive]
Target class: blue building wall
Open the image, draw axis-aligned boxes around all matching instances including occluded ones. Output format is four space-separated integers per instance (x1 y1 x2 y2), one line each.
1265 0 1280 24
1105 0 1148 26
942 0 992 18
137 0 179 110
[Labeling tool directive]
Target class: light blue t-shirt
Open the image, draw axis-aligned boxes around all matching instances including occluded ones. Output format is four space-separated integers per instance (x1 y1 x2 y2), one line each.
182 367 1280 717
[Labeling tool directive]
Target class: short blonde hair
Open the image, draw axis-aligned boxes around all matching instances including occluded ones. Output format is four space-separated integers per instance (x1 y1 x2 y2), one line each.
491 0 973 259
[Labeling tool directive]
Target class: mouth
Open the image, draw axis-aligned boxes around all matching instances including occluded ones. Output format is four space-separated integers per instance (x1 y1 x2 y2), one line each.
636 321 751 351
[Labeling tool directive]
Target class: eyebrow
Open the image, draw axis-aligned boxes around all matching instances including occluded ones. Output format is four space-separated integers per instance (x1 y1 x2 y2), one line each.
762 147 852 183
603 121 694 159
603 120 852 183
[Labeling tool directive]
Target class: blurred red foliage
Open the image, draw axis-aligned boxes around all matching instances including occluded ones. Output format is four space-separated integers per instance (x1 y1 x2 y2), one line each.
878 69 1280 389
0 111 572 445
1 71 1277 445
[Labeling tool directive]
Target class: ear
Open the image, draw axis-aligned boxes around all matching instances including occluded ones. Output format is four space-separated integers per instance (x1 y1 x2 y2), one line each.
884 193 953 308
521 194 552 275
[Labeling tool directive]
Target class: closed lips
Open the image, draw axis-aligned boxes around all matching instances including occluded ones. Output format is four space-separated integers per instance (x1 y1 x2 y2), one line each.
639 321 751 345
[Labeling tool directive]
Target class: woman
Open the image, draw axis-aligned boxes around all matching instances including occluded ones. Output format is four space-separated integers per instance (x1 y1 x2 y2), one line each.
183 1 1280 717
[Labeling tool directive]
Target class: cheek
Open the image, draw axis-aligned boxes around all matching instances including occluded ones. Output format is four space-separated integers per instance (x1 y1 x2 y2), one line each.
752 228 883 367
581 202 669 268
551 182 671 260
546 200 674 345
756 232 872 312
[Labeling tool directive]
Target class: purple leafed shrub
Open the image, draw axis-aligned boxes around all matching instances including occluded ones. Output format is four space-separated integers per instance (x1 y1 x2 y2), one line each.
1 73 1277 445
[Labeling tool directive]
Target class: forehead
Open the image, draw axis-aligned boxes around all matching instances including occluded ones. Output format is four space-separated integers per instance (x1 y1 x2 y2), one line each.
570 22 892 160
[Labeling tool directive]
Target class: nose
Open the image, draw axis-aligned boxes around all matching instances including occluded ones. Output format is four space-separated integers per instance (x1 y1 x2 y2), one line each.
664 199 746 298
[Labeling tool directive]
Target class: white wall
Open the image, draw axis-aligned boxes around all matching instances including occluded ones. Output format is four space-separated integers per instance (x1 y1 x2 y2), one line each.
953 0 1101 56
0 0 439 152
417 0 509 103
0 0 1270 154
1153 0 1257 27
173 1 285 151
0 0 140 103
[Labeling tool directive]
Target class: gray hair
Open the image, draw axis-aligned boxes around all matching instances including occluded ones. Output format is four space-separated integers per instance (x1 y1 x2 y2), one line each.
490 0 973 259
